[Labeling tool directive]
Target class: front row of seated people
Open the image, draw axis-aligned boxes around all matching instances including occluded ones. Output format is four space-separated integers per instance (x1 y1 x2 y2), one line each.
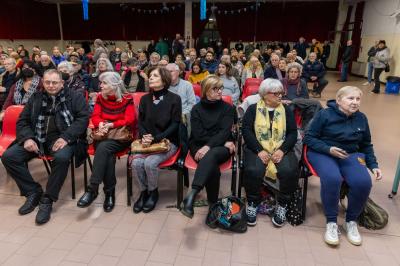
1 69 381 247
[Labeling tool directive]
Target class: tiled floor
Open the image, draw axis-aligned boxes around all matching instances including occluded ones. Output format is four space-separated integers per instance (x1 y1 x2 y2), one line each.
0 72 399 266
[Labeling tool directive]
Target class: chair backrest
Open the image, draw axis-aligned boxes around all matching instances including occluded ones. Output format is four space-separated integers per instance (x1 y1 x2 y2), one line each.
2 105 24 137
192 84 201 97
244 78 262 88
184 71 191 81
242 85 259 100
132 92 147 108
221 95 233 106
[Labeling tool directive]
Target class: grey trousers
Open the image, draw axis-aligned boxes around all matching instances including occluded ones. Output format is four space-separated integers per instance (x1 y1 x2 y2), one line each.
131 143 178 191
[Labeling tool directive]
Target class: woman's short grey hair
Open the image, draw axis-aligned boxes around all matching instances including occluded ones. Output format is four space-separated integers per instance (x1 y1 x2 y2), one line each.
259 78 284 97
287 62 303 75
99 72 124 100
95 58 114 75
57 61 75 74
4 57 16 66
336 86 363 100
120 52 129 60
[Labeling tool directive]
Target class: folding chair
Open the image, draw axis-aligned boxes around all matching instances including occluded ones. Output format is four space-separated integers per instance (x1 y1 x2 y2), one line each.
0 105 24 157
193 84 201 98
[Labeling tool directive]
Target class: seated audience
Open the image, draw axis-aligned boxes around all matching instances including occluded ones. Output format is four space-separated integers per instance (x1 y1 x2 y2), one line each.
217 62 240 105
242 78 298 227
137 52 148 70
220 55 241 87
231 53 244 77
188 61 209 85
131 66 182 213
1 60 42 120
281 62 309 104
51 47 66 66
121 58 148 93
143 52 161 75
0 57 19 109
93 39 108 63
291 49 305 65
264 54 285 80
38 54 56 76
2 69 89 224
301 52 328 98
201 51 219 74
166 63 196 127
77 72 135 212
180 75 235 219
89 58 114 103
304 86 382 246
115 52 129 74
241 56 264 86
57 61 86 96
185 49 197 71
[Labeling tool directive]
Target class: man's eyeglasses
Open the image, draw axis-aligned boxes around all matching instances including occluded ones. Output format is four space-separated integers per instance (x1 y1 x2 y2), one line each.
44 80 60 86
267 92 284 97
212 86 224 92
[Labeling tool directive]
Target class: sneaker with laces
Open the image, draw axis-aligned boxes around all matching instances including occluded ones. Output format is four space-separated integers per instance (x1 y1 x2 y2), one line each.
246 202 257 226
344 221 362 246
272 204 287 227
324 222 340 246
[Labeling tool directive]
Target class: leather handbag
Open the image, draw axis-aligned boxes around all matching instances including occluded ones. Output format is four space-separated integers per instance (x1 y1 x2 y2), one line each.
91 126 133 142
131 138 171 154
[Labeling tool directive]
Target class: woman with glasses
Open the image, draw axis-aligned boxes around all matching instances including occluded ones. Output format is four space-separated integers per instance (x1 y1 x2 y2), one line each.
180 75 235 220
242 78 298 227
1 60 42 120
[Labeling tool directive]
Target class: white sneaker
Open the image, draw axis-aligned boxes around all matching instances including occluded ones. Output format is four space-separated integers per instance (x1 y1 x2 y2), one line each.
324 222 340 246
362 81 370 86
344 221 362 246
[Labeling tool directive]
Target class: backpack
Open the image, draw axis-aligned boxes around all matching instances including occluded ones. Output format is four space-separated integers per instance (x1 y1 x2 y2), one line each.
206 196 247 233
340 183 388 230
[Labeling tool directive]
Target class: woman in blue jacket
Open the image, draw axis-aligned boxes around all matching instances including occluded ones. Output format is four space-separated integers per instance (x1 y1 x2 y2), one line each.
304 86 382 247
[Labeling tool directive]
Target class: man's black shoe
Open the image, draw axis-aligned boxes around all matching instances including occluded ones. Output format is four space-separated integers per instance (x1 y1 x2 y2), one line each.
77 186 98 208
18 191 42 215
35 196 53 225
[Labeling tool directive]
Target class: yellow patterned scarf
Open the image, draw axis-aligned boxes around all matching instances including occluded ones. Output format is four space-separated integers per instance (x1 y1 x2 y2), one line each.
254 100 286 179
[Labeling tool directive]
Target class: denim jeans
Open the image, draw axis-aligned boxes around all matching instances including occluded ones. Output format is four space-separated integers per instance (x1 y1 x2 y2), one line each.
340 62 349 81
367 61 374 83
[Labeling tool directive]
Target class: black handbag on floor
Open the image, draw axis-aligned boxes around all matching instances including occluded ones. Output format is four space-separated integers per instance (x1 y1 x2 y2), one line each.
206 196 248 233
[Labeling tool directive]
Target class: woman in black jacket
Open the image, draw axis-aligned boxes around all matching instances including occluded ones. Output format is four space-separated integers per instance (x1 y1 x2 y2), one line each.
121 58 148 93
180 75 235 219
242 78 298 227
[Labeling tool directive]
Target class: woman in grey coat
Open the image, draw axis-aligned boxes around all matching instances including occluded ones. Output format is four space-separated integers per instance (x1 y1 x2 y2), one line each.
372 40 390 94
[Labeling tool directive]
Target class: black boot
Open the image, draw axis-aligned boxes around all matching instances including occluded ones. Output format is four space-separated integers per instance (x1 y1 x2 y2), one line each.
142 188 158 213
19 191 42 215
35 195 53 225
103 189 115 213
133 190 148 213
180 189 200 219
77 184 98 208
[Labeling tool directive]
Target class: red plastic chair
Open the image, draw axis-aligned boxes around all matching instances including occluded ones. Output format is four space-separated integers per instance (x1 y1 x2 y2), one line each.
0 105 24 157
244 78 262 88
193 84 201 97
184 71 191 81
221 95 233 105
242 85 260 101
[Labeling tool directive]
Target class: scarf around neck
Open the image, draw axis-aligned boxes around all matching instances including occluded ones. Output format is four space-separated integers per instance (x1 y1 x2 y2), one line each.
14 75 40 105
254 100 286 180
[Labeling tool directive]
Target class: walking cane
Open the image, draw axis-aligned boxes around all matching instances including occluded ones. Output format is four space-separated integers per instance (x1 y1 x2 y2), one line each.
388 156 400 198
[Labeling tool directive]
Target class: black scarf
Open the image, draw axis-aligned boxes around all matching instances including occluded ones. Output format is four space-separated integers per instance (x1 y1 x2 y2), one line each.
35 89 74 144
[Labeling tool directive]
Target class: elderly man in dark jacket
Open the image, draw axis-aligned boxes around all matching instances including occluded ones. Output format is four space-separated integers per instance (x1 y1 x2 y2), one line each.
2 69 89 225
301 52 328 98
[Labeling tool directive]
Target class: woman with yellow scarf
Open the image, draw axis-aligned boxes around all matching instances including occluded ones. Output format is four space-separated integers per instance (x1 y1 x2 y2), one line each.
242 78 298 227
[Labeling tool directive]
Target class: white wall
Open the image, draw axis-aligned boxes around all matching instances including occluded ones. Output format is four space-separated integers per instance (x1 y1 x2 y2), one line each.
360 0 400 77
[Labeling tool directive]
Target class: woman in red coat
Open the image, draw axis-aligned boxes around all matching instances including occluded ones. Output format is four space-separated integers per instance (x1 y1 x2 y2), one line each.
77 71 135 212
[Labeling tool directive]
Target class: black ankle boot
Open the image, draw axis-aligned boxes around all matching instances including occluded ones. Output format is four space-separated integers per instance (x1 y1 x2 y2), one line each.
143 188 158 213
133 190 148 213
180 189 200 219
103 189 115 212
35 195 53 225
77 185 98 208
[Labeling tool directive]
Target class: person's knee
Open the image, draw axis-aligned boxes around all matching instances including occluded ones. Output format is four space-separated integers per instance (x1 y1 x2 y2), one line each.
348 175 372 194
95 141 113 155
53 150 72 164
131 158 144 169
321 173 342 188
2 146 24 165
144 158 158 172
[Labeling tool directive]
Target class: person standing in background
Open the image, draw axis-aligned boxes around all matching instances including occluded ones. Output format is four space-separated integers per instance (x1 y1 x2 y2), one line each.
363 41 378 86
321 40 331 69
338 40 353 82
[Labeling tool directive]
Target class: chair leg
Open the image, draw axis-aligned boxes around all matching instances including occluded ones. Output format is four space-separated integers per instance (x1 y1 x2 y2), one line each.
88 156 93 171
183 167 189 188
42 159 51 175
231 156 237 196
83 159 88 192
126 156 132 206
177 169 183 210
301 167 309 221
70 158 76 199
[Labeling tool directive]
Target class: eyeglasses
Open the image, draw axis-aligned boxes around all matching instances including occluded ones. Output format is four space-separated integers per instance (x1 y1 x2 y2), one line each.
44 80 60 86
212 86 224 92
267 92 284 97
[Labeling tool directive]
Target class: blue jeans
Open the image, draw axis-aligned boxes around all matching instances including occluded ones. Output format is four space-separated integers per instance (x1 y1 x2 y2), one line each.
307 150 372 223
367 61 374 83
340 62 349 81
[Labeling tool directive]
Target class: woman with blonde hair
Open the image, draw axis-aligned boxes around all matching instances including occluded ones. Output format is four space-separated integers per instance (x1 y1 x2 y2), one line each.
77 72 135 212
305 86 382 246
241 55 264 86
180 75 235 219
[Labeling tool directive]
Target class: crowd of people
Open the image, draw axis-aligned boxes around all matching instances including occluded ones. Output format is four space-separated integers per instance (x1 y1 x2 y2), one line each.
0 35 383 247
